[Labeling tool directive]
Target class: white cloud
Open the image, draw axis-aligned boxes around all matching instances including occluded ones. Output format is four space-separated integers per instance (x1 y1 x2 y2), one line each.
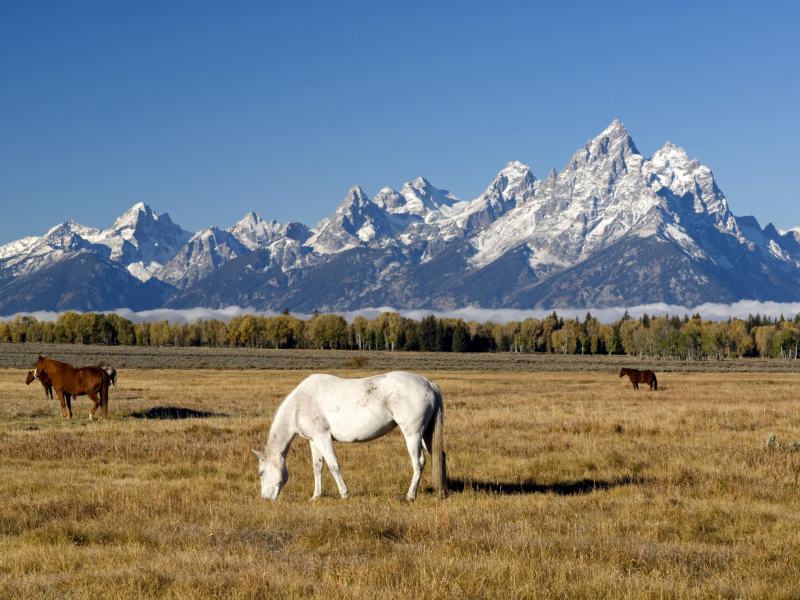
1 301 799 326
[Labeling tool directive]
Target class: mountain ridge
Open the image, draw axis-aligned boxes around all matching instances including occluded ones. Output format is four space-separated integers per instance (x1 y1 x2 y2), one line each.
2 121 799 313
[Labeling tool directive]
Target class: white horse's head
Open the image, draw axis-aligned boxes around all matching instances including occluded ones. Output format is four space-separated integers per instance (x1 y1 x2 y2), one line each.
252 447 288 501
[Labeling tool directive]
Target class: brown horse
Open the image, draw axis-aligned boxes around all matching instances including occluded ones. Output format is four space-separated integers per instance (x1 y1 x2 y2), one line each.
35 356 110 419
619 368 657 391
26 370 54 399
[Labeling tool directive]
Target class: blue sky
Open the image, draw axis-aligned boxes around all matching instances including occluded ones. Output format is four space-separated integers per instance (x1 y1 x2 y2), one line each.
1 1 799 244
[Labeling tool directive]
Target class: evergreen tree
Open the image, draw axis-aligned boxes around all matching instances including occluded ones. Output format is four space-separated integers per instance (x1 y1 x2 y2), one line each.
420 315 437 352
452 322 469 352
435 320 446 352
404 322 420 351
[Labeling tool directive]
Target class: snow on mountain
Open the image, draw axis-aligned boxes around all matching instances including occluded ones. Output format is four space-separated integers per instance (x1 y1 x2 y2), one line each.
396 177 464 221
644 142 736 232
4 119 800 312
440 161 537 239
156 226 250 289
0 221 108 284
82 202 193 280
304 185 417 254
469 120 659 272
227 212 283 251
737 217 800 267
466 120 753 285
0 203 193 284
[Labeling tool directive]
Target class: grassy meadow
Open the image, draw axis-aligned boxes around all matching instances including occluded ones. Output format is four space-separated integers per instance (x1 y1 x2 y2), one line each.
2 366 800 598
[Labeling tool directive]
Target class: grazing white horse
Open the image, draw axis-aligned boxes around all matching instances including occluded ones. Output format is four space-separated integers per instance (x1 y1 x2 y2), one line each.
253 371 447 501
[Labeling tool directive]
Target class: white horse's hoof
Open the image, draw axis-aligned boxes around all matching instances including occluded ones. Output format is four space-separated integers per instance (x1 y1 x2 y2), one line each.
340 492 349 499
310 495 322 501
405 495 416 502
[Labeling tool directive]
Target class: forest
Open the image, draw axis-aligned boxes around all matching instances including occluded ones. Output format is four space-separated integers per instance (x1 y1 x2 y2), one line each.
1 309 799 360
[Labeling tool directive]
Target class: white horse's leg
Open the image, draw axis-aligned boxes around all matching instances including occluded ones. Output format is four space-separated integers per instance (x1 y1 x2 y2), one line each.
310 441 324 500
403 433 425 502
317 435 349 499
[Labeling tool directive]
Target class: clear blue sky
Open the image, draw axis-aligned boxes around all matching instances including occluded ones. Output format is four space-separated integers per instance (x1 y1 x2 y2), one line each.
1 1 799 245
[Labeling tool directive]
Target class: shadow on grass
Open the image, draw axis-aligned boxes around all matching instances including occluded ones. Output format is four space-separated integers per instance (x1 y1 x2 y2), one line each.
129 406 227 420
447 475 638 496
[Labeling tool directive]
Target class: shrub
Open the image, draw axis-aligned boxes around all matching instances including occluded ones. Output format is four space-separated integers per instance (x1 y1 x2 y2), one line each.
350 355 367 368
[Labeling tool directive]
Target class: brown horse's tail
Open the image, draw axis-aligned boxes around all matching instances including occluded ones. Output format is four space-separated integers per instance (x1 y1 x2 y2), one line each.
653 373 658 391
100 370 110 418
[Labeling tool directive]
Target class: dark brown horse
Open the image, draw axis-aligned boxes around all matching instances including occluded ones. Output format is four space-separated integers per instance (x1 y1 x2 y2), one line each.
26 370 54 399
35 356 110 419
619 368 657 391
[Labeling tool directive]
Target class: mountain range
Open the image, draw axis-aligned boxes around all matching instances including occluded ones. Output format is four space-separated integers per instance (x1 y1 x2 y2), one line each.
2 120 799 315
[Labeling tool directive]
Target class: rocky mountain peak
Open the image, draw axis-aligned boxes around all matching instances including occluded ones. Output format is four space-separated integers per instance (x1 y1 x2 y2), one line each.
228 211 282 251
111 202 153 230
373 187 407 212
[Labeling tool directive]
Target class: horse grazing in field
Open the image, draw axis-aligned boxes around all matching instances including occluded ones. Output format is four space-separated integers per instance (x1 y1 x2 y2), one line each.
253 371 447 502
34 356 110 419
102 366 117 386
619 368 658 391
26 370 54 399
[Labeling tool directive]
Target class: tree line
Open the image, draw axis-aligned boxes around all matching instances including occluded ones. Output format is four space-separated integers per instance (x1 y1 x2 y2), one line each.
1 309 799 359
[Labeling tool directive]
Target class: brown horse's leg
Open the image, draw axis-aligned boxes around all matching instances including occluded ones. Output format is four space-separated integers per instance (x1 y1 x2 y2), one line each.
55 389 68 418
65 394 73 418
87 390 101 420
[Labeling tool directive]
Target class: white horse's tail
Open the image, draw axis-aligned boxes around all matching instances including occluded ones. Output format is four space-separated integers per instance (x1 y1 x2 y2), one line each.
428 382 448 498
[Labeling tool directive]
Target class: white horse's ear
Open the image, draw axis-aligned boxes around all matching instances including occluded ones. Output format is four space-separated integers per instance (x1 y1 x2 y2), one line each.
252 449 266 460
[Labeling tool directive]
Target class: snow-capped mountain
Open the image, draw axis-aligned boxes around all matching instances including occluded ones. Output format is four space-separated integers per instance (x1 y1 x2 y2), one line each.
89 203 194 280
226 212 283 251
155 227 250 290
467 120 742 275
2 120 799 314
0 203 192 285
304 185 414 254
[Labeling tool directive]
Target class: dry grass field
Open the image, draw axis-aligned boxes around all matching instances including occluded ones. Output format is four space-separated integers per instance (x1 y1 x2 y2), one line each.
2 368 800 599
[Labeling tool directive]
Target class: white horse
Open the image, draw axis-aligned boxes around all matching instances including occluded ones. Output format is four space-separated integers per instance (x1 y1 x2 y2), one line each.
253 371 447 501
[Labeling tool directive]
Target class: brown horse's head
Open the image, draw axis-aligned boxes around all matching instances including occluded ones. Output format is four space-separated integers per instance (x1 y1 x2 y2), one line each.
26 371 35 385
35 356 47 377
619 368 627 378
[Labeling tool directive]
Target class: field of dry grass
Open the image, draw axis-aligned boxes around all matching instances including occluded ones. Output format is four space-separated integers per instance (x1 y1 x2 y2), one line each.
2 368 800 598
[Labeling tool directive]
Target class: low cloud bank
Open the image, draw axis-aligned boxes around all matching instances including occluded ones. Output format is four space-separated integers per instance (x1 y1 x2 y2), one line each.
2 300 800 325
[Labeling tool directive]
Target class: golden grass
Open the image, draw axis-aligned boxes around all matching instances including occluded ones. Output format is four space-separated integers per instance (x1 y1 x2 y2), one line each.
2 369 800 598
